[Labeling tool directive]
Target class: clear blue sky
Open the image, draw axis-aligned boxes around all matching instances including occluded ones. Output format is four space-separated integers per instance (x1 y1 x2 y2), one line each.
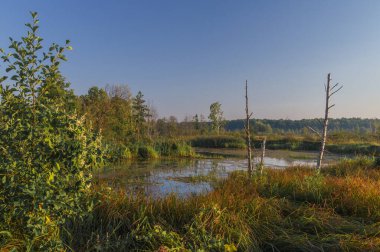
1 0 379 120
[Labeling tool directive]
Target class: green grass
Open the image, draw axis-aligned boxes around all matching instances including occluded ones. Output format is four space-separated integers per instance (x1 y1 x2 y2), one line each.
153 140 195 158
190 135 246 149
59 158 380 251
105 140 196 162
189 133 380 156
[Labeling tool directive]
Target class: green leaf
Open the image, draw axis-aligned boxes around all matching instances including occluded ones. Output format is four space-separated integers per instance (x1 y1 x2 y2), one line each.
48 172 55 182
32 25 39 32
31 11 38 19
5 67 14 72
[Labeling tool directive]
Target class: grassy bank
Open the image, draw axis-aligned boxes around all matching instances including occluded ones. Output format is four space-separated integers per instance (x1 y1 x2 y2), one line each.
190 135 246 149
189 134 380 156
61 157 380 251
107 139 196 162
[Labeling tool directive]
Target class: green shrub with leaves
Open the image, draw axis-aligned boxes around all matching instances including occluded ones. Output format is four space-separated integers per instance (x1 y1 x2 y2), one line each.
0 12 103 250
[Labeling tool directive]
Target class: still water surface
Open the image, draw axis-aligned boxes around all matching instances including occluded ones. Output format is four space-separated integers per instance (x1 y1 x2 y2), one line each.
98 149 344 197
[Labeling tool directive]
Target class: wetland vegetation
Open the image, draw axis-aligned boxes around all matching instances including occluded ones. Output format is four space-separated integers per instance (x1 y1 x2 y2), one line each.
64 157 380 251
1 12 380 252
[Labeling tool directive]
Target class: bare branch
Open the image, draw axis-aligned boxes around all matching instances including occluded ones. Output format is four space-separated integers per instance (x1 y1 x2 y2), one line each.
317 73 332 170
330 82 339 91
328 104 335 110
307 126 322 138
329 85 343 98
245 80 253 176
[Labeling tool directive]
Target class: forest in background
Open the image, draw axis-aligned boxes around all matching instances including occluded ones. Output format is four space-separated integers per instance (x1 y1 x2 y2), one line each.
73 84 380 137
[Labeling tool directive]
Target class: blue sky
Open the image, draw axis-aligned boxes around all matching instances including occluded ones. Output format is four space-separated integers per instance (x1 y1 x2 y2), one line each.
1 0 380 120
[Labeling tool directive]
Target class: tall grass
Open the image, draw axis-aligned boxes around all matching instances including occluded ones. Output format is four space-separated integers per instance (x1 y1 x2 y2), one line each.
190 135 246 148
153 139 195 158
105 140 195 162
62 158 380 251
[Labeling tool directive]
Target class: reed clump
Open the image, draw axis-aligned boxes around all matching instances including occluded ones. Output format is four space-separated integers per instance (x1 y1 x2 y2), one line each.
105 139 195 162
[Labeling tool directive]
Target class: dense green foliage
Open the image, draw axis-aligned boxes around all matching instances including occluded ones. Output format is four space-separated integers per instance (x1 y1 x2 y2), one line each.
75 84 199 161
64 158 380 251
78 85 136 144
0 13 103 250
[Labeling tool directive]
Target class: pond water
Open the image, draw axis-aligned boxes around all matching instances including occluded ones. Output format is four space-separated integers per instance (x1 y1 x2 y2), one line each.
97 149 345 198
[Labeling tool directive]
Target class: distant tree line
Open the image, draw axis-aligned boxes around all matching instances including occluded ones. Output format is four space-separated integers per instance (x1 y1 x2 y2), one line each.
225 118 380 134
71 84 380 143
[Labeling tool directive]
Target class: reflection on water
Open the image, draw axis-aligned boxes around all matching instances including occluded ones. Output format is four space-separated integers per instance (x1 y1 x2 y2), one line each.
98 150 343 198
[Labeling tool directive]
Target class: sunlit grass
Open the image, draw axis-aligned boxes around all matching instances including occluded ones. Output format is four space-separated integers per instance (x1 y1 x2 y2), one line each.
60 158 380 251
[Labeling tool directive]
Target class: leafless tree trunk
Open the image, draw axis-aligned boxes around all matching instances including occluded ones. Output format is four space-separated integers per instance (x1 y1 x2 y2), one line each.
314 73 342 170
245 80 253 176
260 137 266 175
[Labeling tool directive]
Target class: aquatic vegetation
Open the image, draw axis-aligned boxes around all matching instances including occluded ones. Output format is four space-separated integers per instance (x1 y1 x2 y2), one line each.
137 146 159 159
154 140 195 158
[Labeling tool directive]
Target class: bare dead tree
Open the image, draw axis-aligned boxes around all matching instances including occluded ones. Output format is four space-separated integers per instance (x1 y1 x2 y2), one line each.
309 73 342 171
259 137 266 175
245 80 253 176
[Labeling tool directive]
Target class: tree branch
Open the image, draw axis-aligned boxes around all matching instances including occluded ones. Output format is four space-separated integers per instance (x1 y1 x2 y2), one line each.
330 82 339 91
328 104 335 110
329 85 343 98
307 126 322 138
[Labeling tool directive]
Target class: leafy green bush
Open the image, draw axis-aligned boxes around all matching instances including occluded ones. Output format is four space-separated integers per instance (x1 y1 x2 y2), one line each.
0 13 103 250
